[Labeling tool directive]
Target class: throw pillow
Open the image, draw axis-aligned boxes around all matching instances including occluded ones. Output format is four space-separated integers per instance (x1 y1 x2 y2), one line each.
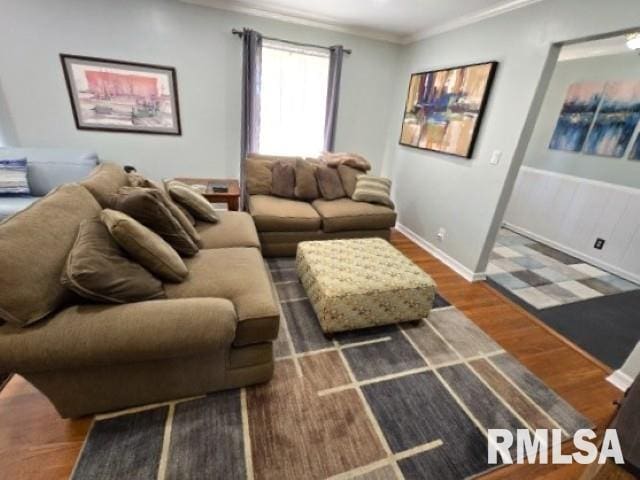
166 181 218 223
316 166 346 200
352 175 394 208
337 164 361 198
0 158 30 195
111 187 199 257
124 175 202 246
294 159 320 200
61 218 166 303
271 161 295 198
246 158 272 195
101 209 189 283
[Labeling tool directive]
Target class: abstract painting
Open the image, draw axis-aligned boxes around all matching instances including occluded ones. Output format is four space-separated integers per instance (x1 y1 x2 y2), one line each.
583 80 640 157
549 82 603 152
60 54 181 135
630 134 640 161
399 61 497 158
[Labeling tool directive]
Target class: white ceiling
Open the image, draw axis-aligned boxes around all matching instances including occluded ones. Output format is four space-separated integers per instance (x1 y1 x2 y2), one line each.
180 0 547 43
559 34 638 62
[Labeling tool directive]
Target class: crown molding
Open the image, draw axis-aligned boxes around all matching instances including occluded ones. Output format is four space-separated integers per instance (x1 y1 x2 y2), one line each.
403 0 547 44
179 0 404 44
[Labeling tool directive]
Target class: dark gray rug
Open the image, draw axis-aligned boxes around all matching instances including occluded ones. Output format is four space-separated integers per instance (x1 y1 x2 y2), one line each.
488 278 640 369
72 259 592 480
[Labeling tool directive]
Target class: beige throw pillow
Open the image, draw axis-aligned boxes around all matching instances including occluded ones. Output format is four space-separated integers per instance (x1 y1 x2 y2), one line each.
322 152 371 172
246 159 272 195
111 187 199 257
271 161 295 198
166 181 219 223
337 165 361 198
294 159 320 200
101 209 188 283
316 166 346 200
352 175 394 208
62 219 166 303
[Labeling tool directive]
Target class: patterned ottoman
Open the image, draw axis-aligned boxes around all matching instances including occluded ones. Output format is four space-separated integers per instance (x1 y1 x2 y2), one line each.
296 238 436 334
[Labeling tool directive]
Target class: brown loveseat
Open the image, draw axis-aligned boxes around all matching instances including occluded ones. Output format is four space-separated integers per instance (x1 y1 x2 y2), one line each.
245 154 397 256
0 163 279 418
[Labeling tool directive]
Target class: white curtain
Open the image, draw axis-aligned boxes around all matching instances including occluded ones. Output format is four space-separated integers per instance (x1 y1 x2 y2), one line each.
259 41 329 157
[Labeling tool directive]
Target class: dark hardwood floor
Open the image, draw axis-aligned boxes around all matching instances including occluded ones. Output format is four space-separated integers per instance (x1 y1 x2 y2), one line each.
0 229 623 479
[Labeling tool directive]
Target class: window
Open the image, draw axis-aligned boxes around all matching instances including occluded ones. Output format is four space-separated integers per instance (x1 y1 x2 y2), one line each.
258 40 329 157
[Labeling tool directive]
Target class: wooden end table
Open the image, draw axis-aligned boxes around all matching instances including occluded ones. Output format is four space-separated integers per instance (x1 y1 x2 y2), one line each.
173 178 241 211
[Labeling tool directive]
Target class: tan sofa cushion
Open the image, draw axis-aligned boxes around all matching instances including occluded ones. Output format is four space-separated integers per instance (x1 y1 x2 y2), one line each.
312 198 397 233
111 187 199 256
0 184 101 326
164 248 280 346
0 298 237 372
61 219 166 304
196 211 260 250
80 163 129 207
101 209 188 283
249 194 321 232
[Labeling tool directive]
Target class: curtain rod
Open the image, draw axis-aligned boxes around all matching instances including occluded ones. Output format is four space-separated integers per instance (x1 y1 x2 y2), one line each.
232 28 351 55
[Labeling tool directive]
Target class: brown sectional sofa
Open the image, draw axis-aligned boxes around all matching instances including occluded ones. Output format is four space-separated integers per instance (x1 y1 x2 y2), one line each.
246 155 397 256
0 163 279 418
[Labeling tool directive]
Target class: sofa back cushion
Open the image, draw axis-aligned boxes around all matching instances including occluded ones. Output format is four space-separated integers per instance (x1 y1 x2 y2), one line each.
337 165 361 198
0 183 102 326
0 147 99 197
352 175 394 208
81 162 129 207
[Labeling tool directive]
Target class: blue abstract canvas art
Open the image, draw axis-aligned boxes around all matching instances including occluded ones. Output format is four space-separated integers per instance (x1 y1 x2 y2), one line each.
549 82 603 152
583 80 640 158
629 134 640 161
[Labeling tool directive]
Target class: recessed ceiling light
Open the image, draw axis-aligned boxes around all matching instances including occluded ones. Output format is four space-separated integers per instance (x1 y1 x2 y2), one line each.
627 33 640 51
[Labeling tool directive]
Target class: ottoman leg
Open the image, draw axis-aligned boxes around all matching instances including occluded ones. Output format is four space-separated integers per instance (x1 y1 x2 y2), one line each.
323 331 334 340
409 319 423 327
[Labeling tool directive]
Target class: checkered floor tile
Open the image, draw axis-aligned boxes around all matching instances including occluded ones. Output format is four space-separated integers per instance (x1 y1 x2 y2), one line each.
487 228 639 310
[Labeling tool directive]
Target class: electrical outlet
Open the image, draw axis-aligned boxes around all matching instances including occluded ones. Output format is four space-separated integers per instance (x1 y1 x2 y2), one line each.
437 227 446 242
594 238 605 250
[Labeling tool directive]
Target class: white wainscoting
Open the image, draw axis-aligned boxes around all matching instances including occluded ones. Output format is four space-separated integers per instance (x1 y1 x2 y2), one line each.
504 166 640 284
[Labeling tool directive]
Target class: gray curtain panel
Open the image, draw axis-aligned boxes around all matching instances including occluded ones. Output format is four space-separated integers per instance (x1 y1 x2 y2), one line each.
324 45 345 152
240 28 262 210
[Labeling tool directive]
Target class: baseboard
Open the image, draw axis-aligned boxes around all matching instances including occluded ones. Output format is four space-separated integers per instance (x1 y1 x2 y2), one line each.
395 223 486 283
503 222 640 285
606 369 634 392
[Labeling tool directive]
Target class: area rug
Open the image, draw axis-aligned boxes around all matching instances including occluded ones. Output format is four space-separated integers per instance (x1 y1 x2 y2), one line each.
488 227 638 310
72 258 591 480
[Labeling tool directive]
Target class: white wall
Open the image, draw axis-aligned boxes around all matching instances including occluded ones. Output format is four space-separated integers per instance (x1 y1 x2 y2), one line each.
523 53 640 189
504 167 640 283
0 0 400 179
382 0 640 277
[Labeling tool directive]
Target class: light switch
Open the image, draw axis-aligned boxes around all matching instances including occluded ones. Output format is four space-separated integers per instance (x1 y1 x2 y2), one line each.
490 150 502 165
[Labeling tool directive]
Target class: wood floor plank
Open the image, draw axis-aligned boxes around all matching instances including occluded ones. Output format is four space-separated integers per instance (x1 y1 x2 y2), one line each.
0 229 622 479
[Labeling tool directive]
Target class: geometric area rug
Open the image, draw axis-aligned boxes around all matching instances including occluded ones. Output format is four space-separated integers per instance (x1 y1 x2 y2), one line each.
71 258 592 480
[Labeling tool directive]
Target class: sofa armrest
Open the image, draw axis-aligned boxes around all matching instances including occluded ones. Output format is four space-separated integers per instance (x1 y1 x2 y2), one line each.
0 298 237 373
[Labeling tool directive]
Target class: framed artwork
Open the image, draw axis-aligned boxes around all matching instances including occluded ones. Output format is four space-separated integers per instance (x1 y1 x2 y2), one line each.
629 134 640 161
399 61 497 158
60 54 181 135
549 82 603 152
583 80 640 157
